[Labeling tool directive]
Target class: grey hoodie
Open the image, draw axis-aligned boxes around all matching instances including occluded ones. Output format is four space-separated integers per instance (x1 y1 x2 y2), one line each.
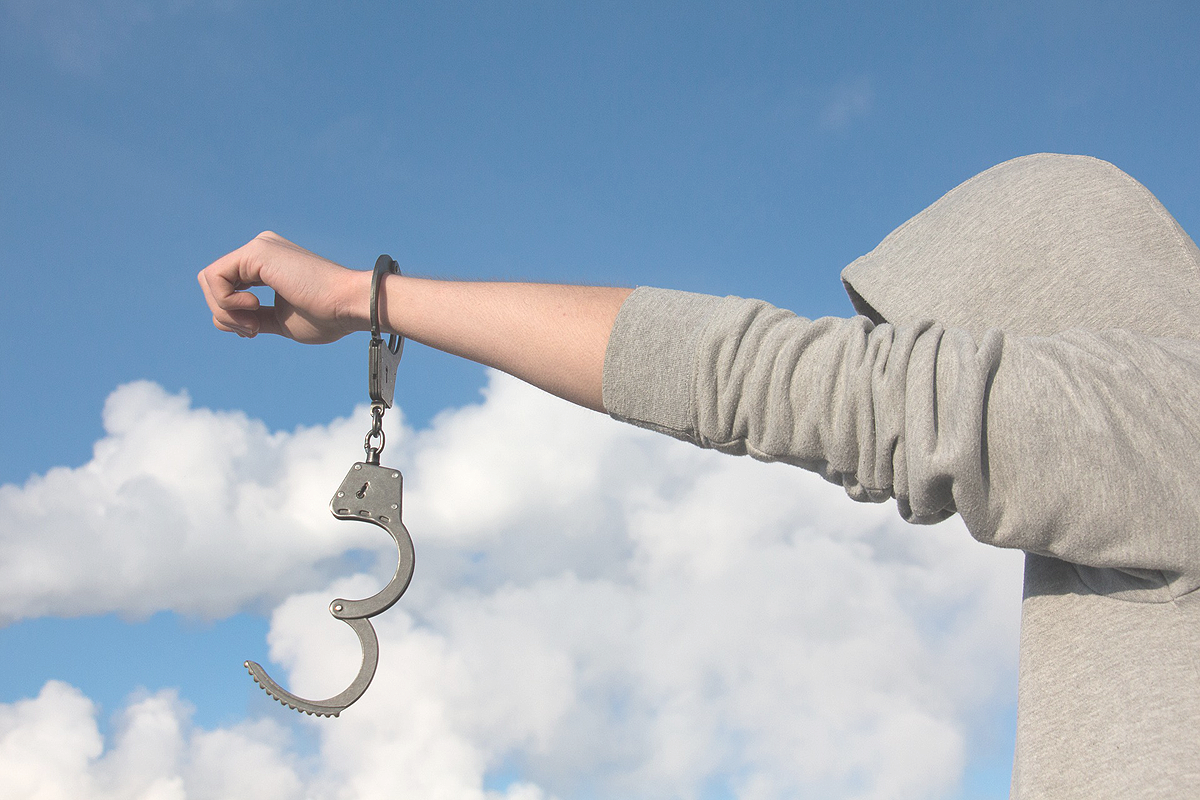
601 154 1200 798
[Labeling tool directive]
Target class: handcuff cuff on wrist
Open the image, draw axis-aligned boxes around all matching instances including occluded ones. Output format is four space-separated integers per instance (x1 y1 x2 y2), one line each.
245 255 415 717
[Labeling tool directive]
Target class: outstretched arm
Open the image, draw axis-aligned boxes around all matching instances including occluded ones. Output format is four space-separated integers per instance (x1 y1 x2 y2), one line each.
197 232 632 412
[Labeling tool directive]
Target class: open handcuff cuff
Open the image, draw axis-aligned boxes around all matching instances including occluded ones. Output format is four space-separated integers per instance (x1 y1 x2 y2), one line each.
245 255 412 717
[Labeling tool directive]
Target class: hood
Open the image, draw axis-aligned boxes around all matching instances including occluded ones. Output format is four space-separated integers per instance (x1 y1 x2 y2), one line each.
840 153 1200 340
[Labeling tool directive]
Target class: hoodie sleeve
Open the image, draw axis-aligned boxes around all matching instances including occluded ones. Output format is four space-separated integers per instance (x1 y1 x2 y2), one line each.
602 286 1200 588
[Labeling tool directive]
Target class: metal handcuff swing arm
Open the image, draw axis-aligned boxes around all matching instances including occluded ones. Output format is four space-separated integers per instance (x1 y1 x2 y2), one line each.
245 255 414 717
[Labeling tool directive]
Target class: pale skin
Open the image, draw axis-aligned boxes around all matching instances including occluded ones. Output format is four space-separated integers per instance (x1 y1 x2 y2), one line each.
197 232 633 413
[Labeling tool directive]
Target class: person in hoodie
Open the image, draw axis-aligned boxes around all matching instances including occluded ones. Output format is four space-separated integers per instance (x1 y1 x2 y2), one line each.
199 153 1200 798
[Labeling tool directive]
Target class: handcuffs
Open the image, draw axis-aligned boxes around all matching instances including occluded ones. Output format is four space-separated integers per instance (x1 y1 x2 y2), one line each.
245 255 414 717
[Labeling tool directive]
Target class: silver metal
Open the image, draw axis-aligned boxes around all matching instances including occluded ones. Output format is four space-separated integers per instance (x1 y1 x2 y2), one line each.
363 403 386 465
369 255 404 409
245 617 377 718
246 254 415 717
245 462 415 717
327 463 414 618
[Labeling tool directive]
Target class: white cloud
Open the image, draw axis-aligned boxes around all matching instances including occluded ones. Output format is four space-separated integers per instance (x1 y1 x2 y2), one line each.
0 681 304 800
4 0 164 76
820 75 875 131
1 0 241 77
2 375 1024 798
0 380 378 622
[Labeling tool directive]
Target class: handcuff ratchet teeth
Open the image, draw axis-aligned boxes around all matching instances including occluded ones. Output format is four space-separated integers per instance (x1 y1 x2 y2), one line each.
245 254 414 717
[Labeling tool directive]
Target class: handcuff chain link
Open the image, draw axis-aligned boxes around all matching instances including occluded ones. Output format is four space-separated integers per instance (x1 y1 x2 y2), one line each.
364 403 386 464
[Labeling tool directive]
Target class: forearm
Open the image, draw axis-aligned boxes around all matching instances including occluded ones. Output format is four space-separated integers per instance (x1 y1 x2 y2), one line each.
341 270 632 412
199 232 632 413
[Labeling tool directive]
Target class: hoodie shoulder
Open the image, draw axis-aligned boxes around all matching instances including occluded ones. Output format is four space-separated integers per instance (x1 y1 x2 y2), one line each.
841 154 1200 340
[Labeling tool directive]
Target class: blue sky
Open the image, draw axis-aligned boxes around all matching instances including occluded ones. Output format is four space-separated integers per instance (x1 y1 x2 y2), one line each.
1 2 1197 798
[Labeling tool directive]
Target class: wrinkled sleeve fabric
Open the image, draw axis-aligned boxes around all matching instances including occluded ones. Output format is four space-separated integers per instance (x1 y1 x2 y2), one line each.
602 286 1200 588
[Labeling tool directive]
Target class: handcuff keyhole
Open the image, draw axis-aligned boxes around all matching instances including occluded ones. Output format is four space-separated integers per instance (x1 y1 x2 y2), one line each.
356 482 369 499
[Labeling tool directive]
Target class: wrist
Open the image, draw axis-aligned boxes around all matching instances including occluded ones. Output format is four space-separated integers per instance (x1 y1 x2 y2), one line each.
334 267 374 333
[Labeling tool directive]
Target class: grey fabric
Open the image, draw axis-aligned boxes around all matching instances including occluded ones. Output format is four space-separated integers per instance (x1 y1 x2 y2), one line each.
602 154 1200 798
